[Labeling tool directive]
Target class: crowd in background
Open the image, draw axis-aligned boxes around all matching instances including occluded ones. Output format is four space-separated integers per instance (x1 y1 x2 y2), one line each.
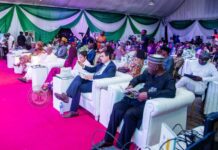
0 29 217 83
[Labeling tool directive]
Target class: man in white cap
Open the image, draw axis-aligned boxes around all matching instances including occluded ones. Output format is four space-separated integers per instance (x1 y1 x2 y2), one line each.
92 54 176 150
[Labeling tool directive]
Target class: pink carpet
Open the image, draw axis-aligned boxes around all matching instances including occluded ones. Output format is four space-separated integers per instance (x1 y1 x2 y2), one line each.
0 60 106 150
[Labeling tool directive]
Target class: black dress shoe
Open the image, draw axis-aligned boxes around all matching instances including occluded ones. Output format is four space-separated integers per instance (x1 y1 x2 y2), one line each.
92 140 113 150
62 111 79 118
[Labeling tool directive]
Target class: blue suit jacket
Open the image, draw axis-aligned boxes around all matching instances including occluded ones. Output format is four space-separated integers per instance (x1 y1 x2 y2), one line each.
55 45 67 59
84 61 116 79
87 49 96 65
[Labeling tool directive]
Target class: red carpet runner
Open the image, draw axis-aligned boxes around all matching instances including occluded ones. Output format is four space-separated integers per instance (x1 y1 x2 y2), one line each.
0 60 105 150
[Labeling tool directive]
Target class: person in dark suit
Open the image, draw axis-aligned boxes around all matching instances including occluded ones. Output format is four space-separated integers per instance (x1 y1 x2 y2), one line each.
87 38 96 65
92 54 176 150
55 49 116 118
17 32 26 48
141 29 149 53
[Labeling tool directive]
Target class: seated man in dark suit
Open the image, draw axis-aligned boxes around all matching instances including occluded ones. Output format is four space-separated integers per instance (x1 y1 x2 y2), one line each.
55 49 116 118
92 54 176 150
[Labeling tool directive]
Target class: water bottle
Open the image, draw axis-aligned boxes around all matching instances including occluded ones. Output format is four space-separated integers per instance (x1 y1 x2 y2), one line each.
59 102 64 115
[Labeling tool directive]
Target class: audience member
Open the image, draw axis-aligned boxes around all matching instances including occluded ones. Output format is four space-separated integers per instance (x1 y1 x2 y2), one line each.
42 42 78 90
92 54 176 150
161 46 174 74
55 37 68 59
54 50 116 118
96 31 106 49
87 39 96 65
176 51 218 95
17 32 26 48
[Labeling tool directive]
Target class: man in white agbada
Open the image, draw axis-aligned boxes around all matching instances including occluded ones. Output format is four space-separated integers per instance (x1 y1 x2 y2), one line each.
18 47 57 82
176 51 218 95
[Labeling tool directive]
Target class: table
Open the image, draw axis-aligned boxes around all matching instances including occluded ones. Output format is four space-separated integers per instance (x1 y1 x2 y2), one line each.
7 53 15 68
53 75 74 112
204 81 218 114
31 65 48 92
14 65 23 74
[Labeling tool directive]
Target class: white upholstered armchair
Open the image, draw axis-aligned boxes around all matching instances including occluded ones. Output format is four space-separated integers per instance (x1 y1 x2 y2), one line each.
99 82 195 148
31 58 65 91
53 71 132 120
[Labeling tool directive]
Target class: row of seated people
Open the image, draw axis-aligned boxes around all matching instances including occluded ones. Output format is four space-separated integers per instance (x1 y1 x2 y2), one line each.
17 38 217 104
90 50 218 149
52 50 217 149
17 39 146 84
16 38 89 82
15 38 218 149
52 52 196 149
16 35 203 86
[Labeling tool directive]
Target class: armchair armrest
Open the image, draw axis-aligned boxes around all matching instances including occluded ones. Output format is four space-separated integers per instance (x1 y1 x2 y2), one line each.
93 74 132 89
146 88 195 117
107 82 130 105
92 76 131 120
141 88 195 130
44 58 65 71
107 82 145 107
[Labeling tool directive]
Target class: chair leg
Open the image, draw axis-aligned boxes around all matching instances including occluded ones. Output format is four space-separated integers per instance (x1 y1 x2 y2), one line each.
95 115 99 121
187 97 205 129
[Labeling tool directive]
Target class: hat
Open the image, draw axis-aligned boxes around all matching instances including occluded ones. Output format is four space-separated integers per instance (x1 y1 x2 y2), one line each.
136 50 146 60
148 54 164 64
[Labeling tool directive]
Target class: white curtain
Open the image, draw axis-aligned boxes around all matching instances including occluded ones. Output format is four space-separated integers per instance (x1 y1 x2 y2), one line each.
168 21 215 43
8 7 23 40
71 14 89 40
168 21 198 42
154 23 165 42
196 22 214 43
84 11 127 32
120 19 134 42
129 17 160 35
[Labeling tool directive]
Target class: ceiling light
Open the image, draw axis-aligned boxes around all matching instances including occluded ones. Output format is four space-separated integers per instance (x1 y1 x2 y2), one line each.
148 0 155 6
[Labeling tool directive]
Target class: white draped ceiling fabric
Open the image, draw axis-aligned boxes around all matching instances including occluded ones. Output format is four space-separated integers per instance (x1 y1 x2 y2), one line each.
0 0 185 17
0 0 217 43
168 0 218 21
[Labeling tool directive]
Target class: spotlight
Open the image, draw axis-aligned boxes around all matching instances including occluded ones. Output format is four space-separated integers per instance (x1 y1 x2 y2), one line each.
148 0 155 6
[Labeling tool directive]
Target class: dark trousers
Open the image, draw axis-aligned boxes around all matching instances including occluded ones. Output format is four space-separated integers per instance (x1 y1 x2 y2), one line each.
2 47 8 59
66 75 92 111
105 97 145 149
